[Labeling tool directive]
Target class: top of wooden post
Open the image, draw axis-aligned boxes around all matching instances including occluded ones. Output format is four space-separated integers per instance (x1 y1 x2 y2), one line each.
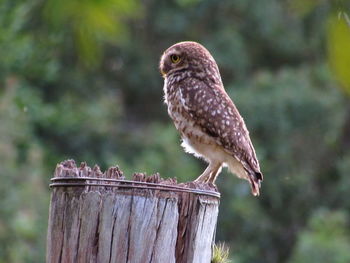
47 159 220 263
50 159 220 198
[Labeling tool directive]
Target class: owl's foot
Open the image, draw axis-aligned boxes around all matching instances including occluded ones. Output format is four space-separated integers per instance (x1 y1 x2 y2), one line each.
207 182 218 192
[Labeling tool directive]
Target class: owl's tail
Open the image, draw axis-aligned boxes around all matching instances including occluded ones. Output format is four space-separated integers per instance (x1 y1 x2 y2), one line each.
247 171 263 196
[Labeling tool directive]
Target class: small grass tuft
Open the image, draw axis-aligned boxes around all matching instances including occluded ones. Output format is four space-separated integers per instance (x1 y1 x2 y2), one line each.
211 242 231 263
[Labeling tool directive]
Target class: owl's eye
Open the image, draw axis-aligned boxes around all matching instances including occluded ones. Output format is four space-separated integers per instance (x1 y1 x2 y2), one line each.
170 54 181 64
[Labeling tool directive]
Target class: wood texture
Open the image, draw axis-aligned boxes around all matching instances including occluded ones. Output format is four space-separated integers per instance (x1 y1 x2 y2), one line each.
46 160 220 263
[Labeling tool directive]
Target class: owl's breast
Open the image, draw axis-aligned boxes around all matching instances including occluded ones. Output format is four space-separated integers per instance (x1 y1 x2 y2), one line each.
165 88 189 131
164 79 235 166
164 83 214 144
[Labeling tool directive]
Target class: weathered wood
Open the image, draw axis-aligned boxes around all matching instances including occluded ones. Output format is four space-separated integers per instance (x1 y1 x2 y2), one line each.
46 160 220 263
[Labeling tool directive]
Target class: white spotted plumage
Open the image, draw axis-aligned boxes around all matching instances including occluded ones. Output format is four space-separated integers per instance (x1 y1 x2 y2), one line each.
160 41 263 196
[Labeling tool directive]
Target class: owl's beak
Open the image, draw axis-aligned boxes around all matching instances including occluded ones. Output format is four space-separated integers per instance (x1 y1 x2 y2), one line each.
160 64 170 78
159 55 170 78
160 68 166 77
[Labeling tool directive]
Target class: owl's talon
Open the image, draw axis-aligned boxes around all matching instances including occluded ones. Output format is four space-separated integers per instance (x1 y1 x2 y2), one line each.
207 182 217 190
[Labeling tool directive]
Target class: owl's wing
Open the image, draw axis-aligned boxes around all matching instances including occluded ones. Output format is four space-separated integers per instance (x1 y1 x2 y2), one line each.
179 78 262 183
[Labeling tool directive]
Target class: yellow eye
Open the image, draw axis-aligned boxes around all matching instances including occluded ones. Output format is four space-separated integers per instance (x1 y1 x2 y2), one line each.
170 54 181 63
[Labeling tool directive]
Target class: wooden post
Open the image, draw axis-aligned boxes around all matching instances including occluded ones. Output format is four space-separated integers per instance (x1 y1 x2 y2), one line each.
46 160 220 263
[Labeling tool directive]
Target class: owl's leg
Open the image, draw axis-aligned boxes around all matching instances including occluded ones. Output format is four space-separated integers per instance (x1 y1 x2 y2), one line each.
194 162 222 183
194 163 215 183
206 163 223 184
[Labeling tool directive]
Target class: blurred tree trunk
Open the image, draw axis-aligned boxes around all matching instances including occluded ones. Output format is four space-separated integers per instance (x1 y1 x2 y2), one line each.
46 160 220 263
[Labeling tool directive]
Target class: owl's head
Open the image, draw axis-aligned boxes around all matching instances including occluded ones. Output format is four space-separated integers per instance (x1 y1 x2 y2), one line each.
159 41 219 79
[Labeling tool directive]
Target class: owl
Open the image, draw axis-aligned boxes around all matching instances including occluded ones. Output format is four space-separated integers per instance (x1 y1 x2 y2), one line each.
159 41 263 196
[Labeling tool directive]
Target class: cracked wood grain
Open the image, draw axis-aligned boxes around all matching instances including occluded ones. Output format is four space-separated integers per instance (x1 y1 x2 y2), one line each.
46 160 219 263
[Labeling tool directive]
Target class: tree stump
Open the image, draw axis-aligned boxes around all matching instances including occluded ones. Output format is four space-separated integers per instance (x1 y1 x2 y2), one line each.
46 160 220 263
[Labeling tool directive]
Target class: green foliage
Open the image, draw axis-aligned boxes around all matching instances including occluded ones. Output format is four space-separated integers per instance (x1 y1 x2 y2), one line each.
44 0 141 66
0 81 48 263
212 243 231 263
1 0 350 262
289 209 350 263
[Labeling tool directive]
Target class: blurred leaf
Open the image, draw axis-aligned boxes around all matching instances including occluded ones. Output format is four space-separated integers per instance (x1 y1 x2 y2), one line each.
43 0 141 66
327 11 350 96
289 0 321 17
176 0 202 8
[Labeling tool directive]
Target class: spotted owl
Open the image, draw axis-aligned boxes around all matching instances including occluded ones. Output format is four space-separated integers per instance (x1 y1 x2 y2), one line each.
159 41 263 196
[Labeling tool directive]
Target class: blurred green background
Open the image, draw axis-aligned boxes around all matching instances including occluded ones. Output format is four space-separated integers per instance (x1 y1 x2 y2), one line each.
1 0 350 262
